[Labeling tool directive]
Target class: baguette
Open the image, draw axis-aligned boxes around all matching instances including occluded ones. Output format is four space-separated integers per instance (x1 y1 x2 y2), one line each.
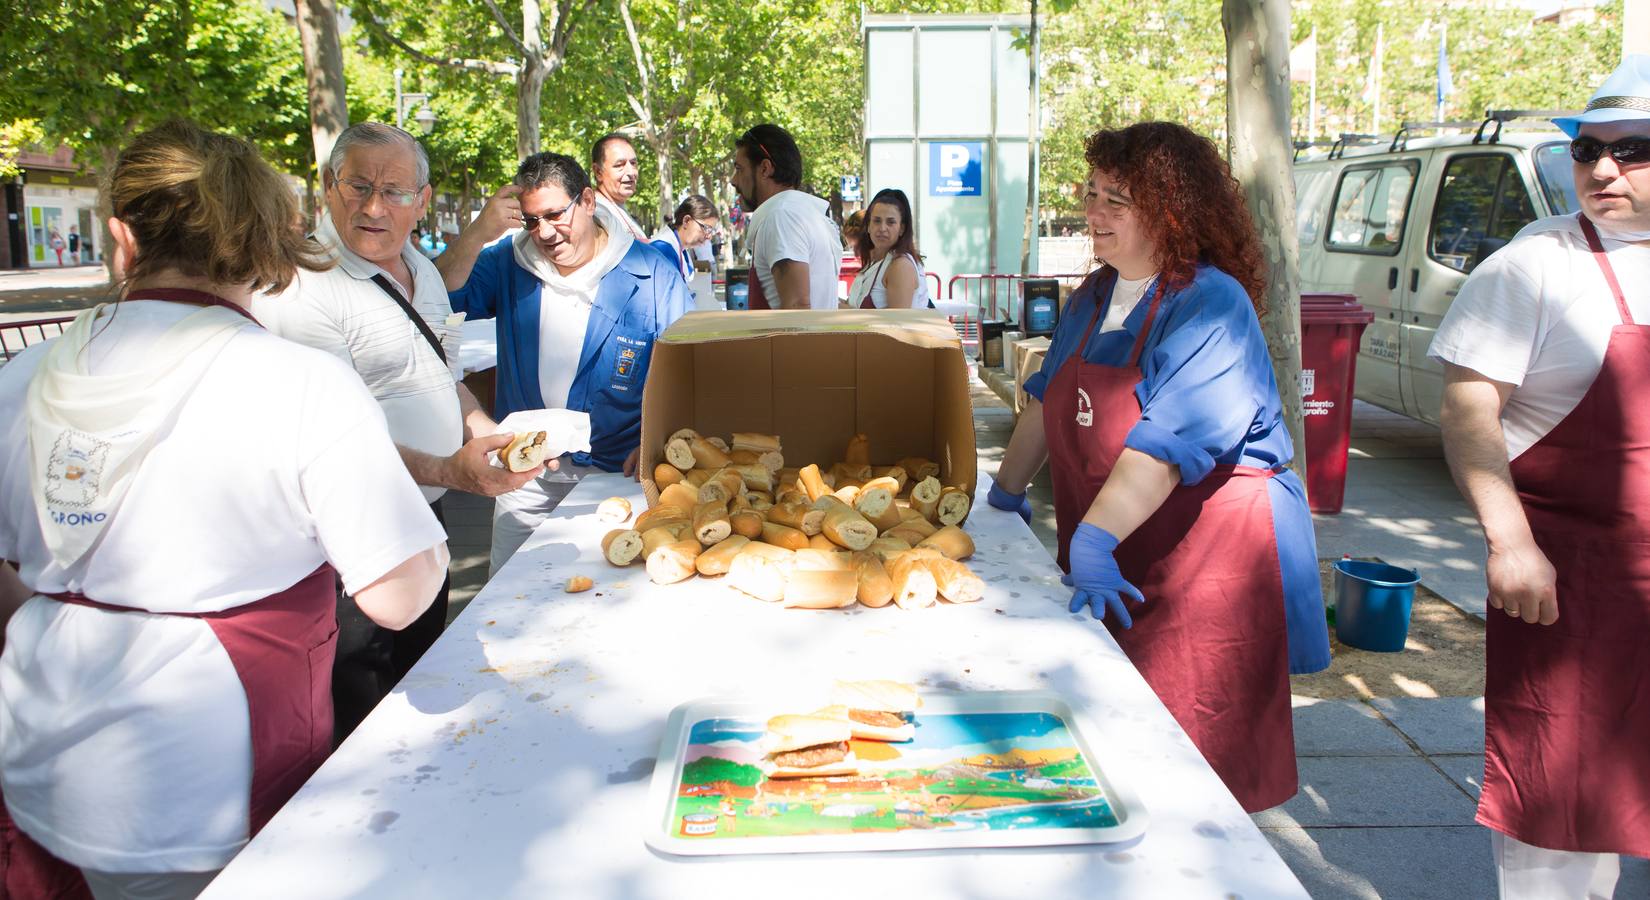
646 539 701 584
917 525 976 560
854 485 902 533
831 484 862 505
729 448 762 466
692 501 732 545
706 436 730 453
821 502 877 551
684 468 712 487
782 569 859 609
888 551 939 609
871 466 909 494
768 500 825 536
501 430 549 473
730 464 774 493
829 462 872 486
641 522 692 557
807 532 840 552
727 552 787 602
735 540 797 567
597 496 632 523
936 486 972 526
843 433 871 467
668 427 701 446
694 535 750 576
910 476 943 523
868 535 913 560
635 504 690 532
924 556 984 603
896 456 940 483
698 468 745 505
658 482 701 512
730 508 766 539
759 521 810 551
665 437 696 470
883 525 932 548
797 463 831 502
653 463 687 488
793 548 854 571
601 528 644 566
731 432 784 471
689 437 731 469
743 491 774 512
852 551 895 608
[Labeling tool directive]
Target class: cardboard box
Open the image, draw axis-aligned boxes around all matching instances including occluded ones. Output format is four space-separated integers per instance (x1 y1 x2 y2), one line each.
640 309 977 504
1011 337 1050 414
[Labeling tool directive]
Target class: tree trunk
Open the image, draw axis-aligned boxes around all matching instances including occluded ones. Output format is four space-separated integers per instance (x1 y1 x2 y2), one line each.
1223 0 1308 485
293 0 349 177
514 0 546 161
654 128 674 224
459 172 474 234
98 144 120 283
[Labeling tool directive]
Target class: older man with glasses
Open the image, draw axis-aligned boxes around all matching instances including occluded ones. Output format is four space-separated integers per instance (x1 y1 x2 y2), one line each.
439 152 692 575
255 122 538 741
1430 55 1650 898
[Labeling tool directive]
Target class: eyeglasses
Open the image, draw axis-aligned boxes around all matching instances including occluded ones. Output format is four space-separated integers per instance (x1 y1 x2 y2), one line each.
333 177 424 208
694 219 722 237
1569 135 1650 166
521 197 579 231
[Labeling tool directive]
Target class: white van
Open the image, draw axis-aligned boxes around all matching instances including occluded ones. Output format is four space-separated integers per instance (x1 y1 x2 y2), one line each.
1293 112 1580 424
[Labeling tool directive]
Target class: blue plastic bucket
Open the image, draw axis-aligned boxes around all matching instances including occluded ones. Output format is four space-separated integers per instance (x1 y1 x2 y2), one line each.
1333 559 1420 652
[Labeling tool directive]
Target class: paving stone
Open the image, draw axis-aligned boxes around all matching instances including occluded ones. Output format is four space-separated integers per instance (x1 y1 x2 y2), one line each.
1262 825 1494 900
1431 754 1484 801
1371 696 1485 754
1254 757 1479 828
1291 698 1414 757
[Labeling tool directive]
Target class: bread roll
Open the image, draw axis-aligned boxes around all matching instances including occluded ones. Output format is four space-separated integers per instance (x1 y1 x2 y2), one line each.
728 552 787 602
896 457 940 483
782 569 858 609
807 532 839 552
665 437 696 470
689 437 730 469
698 468 745 505
692 501 732 545
768 500 824 536
653 463 686 488
730 464 774 493
735 540 797 567
759 521 810 551
501 431 549 473
731 432 781 452
888 552 939 609
793 548 854 571
910 476 943 522
642 522 692 557
831 484 862 505
729 449 762 466
843 433 870 467
565 575 594 593
937 486 972 526
852 551 894 608
635 504 690 532
868 535 913 560
601 528 643 566
685 468 711 487
707 436 730 453
794 463 829 502
646 539 701 584
658 482 700 512
744 491 774 512
871 466 910 494
890 510 937 538
730 508 766 539
854 486 902 532
668 427 701 446
821 503 877 551
917 525 976 560
597 496 632 523
924 556 984 603
829 462 872 486
695 535 750 576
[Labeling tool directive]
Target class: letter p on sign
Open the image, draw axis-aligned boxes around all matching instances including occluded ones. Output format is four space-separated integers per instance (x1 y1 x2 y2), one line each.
939 145 969 177
927 142 983 197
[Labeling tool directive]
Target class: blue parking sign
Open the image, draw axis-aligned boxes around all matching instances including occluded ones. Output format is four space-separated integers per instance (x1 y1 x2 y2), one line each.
928 142 983 197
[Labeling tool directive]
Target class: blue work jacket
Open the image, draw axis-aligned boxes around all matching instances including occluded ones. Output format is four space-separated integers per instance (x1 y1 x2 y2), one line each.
448 237 692 471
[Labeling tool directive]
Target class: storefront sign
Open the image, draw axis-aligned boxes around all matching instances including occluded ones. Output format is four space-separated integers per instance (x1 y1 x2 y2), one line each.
928 142 983 197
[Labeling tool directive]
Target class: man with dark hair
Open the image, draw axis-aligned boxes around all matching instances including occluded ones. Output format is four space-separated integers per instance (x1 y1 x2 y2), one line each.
590 132 648 240
439 151 692 573
730 123 841 309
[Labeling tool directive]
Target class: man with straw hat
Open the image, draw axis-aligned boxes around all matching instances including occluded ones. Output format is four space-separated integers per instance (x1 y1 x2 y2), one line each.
1430 55 1650 897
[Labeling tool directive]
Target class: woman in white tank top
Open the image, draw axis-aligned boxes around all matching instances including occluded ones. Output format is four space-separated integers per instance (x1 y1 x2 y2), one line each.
848 189 931 309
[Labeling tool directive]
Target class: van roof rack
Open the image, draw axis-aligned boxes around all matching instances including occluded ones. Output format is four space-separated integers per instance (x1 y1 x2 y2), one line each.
1293 138 1334 161
1328 133 1385 159
1391 120 1480 151
1475 109 1578 144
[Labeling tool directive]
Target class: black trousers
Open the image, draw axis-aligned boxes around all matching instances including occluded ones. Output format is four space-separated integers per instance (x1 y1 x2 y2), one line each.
331 498 450 745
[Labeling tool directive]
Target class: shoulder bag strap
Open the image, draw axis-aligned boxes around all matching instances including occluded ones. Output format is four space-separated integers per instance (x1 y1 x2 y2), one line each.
368 273 447 364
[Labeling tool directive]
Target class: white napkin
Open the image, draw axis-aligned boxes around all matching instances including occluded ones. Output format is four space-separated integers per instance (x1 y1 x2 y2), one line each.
490 409 592 477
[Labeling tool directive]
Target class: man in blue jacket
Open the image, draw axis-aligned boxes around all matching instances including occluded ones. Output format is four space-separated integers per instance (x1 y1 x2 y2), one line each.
439 152 692 573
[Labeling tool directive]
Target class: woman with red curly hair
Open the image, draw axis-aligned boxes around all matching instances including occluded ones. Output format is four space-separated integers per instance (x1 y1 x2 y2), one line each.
989 122 1329 813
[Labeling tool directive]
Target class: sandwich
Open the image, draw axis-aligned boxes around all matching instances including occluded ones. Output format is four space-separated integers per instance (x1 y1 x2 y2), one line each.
826 679 920 742
501 430 549 473
759 714 859 778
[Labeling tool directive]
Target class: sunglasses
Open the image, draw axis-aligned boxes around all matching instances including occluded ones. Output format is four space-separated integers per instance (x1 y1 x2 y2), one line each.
1569 135 1650 166
334 177 424 208
521 196 579 231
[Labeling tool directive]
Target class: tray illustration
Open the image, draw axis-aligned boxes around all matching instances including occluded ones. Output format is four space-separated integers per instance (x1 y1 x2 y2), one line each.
644 690 1148 856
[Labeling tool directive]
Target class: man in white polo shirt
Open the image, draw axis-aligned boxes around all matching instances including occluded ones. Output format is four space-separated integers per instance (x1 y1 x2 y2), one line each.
730 123 842 309
591 132 649 241
1430 55 1650 898
255 122 542 738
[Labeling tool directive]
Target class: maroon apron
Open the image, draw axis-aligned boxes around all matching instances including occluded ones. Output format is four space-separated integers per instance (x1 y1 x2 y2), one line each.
747 266 771 310
1479 213 1650 856
1042 272 1296 813
1 290 339 894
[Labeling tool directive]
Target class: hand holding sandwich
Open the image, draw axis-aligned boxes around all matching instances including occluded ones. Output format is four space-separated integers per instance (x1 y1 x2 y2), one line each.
446 432 551 496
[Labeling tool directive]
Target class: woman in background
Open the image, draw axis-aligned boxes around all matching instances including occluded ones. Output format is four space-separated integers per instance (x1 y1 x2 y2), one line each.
848 188 930 309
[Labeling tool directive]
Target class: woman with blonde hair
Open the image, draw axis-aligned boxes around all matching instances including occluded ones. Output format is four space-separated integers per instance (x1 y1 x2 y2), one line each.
0 120 449 898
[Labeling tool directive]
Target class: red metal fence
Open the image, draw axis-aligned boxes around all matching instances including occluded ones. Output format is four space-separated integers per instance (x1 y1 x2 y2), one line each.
0 316 73 364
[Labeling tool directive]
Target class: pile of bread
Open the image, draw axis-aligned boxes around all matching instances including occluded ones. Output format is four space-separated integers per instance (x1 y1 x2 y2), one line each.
599 429 985 610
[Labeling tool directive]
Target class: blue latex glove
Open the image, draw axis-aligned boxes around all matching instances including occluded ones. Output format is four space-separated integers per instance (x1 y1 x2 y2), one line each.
987 482 1032 524
1067 523 1145 628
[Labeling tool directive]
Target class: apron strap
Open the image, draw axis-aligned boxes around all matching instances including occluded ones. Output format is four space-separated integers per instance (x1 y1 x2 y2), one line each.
125 287 262 326
1577 213 1635 326
1075 269 1168 366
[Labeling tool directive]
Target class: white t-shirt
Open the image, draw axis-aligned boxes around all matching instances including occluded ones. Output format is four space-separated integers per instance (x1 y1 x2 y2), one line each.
1429 215 1650 459
254 214 463 502
524 209 632 408
0 302 444 872
595 191 649 241
847 252 931 309
749 189 842 310
1102 272 1156 333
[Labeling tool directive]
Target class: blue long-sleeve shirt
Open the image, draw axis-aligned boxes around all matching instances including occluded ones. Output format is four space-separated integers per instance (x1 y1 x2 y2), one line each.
1027 265 1330 675
448 238 692 471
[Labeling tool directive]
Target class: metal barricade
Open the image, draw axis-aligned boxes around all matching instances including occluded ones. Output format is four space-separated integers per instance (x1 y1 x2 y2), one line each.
946 272 1092 324
0 316 73 364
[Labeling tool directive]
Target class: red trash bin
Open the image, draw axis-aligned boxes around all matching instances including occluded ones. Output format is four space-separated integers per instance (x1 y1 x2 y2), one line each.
838 254 862 303
1298 293 1374 514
